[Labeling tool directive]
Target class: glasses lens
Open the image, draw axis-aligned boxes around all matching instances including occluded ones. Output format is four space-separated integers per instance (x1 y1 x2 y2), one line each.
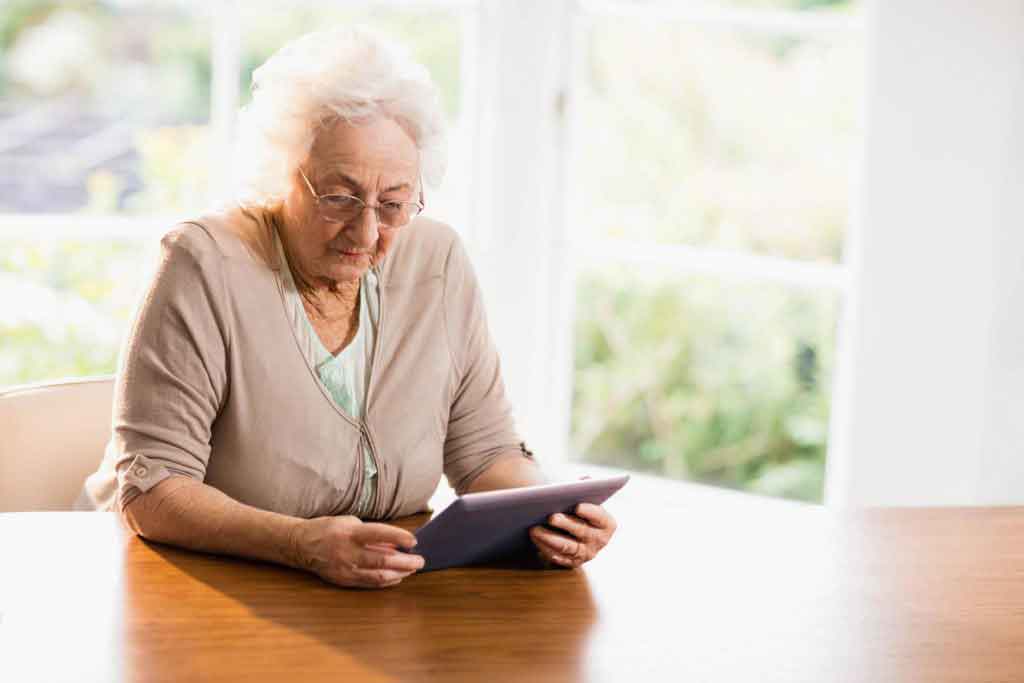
320 195 363 222
379 202 420 227
319 196 421 226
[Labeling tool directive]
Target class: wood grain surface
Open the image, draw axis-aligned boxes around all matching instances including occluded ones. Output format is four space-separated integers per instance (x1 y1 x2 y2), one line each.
3 465 1024 682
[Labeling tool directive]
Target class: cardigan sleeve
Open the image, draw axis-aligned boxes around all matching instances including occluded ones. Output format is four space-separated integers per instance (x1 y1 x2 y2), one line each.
110 224 230 512
441 234 534 495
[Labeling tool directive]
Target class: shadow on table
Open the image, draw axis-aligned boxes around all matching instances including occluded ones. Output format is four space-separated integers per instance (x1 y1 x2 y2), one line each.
140 512 600 682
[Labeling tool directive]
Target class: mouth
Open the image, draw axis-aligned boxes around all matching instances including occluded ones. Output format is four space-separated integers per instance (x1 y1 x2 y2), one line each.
333 248 370 258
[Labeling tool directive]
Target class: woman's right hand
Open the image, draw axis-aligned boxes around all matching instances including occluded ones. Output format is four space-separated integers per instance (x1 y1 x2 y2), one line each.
292 515 425 589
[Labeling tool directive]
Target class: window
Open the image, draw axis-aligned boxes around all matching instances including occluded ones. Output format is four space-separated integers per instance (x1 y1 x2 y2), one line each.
1 1 214 385
1 0 863 504
0 0 473 386
566 0 864 502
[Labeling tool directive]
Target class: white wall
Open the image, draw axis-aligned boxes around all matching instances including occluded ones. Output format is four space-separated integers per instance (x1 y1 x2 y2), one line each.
828 0 1024 505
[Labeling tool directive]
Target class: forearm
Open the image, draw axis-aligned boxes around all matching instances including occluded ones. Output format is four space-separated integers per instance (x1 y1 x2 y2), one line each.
122 476 305 569
464 451 548 494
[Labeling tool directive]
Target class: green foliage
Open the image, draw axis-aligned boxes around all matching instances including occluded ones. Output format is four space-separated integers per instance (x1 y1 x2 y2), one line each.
0 323 118 385
0 1 54 51
576 19 863 262
237 6 463 118
127 125 211 213
0 238 149 385
572 268 835 501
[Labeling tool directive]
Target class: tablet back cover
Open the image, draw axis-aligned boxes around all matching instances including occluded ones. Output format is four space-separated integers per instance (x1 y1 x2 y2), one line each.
412 474 629 572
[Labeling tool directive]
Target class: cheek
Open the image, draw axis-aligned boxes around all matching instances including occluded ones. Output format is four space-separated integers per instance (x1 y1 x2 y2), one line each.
309 219 341 255
375 228 401 258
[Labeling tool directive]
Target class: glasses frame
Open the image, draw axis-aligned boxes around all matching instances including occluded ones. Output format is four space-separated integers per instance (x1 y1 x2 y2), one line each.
298 167 424 227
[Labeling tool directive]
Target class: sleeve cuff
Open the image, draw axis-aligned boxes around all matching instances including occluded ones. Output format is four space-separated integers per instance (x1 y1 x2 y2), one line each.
115 454 174 512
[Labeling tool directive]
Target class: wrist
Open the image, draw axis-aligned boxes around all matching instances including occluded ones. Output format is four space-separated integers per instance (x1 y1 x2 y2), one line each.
282 516 310 571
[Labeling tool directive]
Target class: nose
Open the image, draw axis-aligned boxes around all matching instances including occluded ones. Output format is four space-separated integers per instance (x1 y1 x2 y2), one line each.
347 204 380 250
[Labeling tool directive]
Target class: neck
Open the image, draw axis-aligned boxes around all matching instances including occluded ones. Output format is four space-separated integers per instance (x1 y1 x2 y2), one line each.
307 277 361 321
271 205 363 320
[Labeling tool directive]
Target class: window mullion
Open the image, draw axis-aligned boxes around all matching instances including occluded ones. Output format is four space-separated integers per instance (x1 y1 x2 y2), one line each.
577 239 850 292
469 0 576 464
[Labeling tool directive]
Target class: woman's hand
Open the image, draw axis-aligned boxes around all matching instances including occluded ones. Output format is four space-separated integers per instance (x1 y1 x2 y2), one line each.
292 515 425 589
528 501 618 570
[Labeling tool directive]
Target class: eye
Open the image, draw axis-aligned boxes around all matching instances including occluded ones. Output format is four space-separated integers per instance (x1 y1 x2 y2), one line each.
321 195 359 209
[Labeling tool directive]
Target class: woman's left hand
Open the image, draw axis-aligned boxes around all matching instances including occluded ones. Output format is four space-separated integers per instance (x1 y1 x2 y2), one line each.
529 501 617 569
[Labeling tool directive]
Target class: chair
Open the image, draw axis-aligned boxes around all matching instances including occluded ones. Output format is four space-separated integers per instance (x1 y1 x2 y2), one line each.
0 376 114 512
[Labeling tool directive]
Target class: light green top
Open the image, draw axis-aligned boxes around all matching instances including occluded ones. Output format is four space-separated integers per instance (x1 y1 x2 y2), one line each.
274 231 379 517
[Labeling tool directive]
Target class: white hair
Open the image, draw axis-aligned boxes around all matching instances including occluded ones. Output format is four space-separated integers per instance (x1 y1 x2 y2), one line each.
233 26 447 206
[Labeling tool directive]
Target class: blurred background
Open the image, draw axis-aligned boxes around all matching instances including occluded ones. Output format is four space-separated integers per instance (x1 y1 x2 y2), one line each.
0 0 863 504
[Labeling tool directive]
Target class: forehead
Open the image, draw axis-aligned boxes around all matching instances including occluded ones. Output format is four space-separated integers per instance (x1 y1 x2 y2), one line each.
306 116 419 183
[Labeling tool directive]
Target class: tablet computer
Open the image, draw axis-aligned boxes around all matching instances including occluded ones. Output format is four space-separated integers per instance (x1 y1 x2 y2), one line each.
410 474 630 572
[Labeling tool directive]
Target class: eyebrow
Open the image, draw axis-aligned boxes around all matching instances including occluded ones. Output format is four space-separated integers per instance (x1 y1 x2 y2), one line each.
319 170 412 195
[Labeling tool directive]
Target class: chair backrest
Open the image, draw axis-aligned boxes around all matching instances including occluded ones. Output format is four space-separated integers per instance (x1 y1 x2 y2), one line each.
0 376 114 512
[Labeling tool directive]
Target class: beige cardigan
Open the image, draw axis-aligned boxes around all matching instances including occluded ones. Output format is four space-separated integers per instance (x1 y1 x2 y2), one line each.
81 205 534 519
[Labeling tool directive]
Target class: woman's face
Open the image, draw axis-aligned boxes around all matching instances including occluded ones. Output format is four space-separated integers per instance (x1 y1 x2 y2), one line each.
283 116 421 286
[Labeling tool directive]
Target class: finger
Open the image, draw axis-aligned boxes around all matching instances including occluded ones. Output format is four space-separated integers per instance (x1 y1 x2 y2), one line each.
536 546 577 569
351 573 406 589
364 541 405 554
348 567 411 587
574 503 616 532
353 522 418 549
544 526 593 563
356 548 425 573
530 525 574 547
530 526 586 560
548 512 596 544
364 542 396 552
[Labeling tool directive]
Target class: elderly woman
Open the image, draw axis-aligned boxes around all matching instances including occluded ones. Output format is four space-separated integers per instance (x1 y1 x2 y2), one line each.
79 27 616 588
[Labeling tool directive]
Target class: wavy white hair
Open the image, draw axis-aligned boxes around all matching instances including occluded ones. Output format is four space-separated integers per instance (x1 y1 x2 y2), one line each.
233 26 447 206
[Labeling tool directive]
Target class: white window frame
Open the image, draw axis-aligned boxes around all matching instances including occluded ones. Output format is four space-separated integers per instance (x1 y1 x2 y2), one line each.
469 0 864 500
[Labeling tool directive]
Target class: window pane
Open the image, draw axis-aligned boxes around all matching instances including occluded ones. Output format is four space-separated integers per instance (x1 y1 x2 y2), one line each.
571 19 863 262
571 265 838 502
0 2 213 215
238 2 472 229
0 4 475 388
0 231 157 386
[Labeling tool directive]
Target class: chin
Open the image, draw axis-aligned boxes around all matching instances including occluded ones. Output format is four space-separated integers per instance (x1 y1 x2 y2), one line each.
327 261 369 283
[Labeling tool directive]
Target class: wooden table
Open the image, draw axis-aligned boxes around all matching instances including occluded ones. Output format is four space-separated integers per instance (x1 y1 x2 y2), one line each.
3 465 1024 683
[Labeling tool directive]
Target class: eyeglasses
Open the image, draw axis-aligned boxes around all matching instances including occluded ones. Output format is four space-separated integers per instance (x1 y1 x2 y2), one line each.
299 167 424 227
